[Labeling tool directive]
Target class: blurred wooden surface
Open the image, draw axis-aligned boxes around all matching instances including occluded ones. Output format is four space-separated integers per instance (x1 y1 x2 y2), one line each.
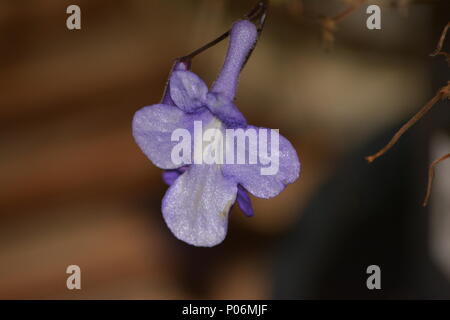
0 0 432 299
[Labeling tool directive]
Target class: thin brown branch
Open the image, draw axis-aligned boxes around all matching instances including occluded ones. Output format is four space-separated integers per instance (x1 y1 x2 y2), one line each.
366 83 450 163
423 153 450 206
320 0 366 49
430 21 450 63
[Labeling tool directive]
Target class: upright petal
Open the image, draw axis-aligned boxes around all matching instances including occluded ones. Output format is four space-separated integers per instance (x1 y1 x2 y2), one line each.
162 164 238 247
161 60 190 106
222 126 300 199
170 70 208 113
211 20 258 100
132 104 212 169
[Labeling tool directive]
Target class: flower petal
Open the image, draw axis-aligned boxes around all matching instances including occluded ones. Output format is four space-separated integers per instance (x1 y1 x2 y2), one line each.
162 170 181 186
170 70 208 113
222 126 300 199
206 92 247 128
237 185 254 217
162 166 188 186
162 164 238 247
161 61 190 105
132 104 212 169
211 20 258 100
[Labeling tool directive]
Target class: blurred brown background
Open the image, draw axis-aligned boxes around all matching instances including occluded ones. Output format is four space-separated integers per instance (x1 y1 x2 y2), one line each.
0 0 447 299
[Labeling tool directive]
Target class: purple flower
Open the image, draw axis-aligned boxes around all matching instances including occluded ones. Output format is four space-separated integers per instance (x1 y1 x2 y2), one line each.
132 20 300 247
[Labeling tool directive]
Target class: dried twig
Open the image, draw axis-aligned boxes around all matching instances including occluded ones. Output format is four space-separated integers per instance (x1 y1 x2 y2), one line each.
366 21 450 206
430 21 450 64
423 153 450 206
365 83 450 163
320 0 366 49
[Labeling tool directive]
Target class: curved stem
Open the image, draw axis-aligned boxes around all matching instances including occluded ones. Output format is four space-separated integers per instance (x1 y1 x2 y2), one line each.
423 153 450 206
178 0 268 64
365 87 447 163
430 21 449 57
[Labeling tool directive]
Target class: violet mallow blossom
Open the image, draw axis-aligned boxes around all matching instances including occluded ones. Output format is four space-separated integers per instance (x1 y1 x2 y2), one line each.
132 20 300 247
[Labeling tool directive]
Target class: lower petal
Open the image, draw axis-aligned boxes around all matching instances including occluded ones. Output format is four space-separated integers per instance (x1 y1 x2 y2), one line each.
222 126 300 199
162 164 238 247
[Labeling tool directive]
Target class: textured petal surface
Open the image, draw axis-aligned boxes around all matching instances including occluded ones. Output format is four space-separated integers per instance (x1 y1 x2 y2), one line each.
162 164 237 247
236 185 254 217
206 92 247 128
170 70 208 113
222 126 300 199
132 104 212 169
211 20 258 100
161 61 190 105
